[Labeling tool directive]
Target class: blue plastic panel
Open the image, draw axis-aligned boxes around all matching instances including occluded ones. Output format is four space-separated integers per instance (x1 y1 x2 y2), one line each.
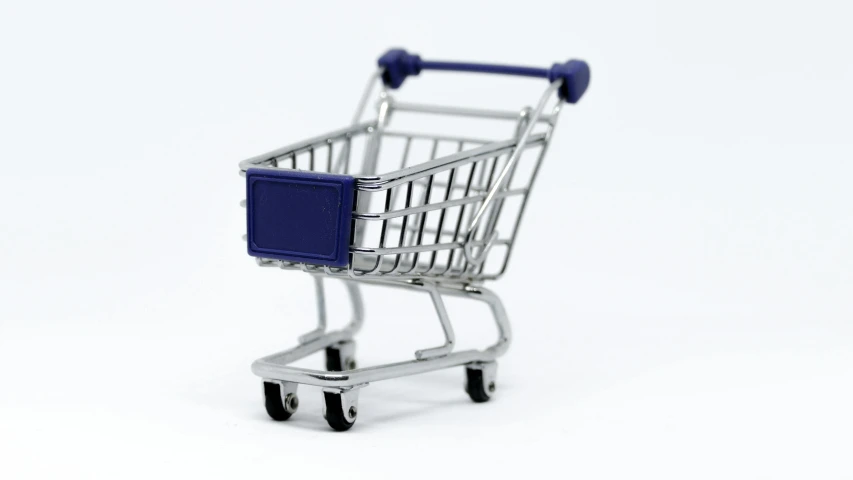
246 168 354 267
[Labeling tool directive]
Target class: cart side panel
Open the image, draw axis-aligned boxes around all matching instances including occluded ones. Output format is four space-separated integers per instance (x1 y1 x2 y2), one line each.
246 168 355 267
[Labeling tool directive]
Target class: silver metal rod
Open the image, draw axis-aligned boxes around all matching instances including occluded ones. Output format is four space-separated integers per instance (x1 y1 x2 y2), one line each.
414 285 456 359
351 70 383 124
393 101 556 123
254 349 484 386
361 96 391 176
388 137 413 208
353 187 527 221
400 172 434 275
251 283 509 388
388 181 414 275
382 130 493 146
462 81 562 264
497 103 562 276
351 237 508 256
239 122 375 171
353 241 461 256
354 134 547 191
425 166 455 273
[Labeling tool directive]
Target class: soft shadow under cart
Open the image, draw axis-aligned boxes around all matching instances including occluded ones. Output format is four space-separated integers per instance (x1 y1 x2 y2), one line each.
239 49 590 430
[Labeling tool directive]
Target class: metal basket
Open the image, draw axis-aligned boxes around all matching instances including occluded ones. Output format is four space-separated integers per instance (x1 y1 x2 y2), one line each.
239 48 590 430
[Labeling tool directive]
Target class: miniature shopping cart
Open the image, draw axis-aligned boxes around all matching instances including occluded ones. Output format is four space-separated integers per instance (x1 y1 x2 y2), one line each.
239 49 590 430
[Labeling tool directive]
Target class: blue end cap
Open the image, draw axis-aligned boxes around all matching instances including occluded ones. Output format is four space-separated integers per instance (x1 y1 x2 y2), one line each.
246 168 354 267
548 60 591 103
378 48 422 89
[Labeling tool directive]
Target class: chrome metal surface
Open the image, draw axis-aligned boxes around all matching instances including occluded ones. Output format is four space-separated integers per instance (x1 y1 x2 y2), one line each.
462 81 562 266
392 101 556 123
238 74 561 282
242 65 575 425
413 283 455 360
250 281 511 388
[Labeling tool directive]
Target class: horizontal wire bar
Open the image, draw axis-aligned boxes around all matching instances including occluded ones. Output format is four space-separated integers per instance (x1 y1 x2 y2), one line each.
351 238 511 256
355 134 546 190
353 187 527 221
382 225 513 248
382 130 494 146
386 223 451 237
239 122 375 171
392 101 556 122
408 178 490 195
352 241 462 255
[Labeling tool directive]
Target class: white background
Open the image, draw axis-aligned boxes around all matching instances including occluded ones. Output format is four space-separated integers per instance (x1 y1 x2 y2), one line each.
1 1 851 478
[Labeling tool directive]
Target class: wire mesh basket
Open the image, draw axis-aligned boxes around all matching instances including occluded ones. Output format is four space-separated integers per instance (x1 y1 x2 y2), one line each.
239 48 590 430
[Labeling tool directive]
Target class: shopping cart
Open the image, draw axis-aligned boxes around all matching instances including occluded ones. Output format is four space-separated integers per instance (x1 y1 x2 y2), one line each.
239 48 590 430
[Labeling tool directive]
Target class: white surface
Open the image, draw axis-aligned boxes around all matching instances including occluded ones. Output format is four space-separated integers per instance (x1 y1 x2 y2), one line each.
1 0 851 478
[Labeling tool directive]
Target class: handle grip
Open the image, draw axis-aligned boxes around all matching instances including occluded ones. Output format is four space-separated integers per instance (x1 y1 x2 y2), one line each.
377 48 590 103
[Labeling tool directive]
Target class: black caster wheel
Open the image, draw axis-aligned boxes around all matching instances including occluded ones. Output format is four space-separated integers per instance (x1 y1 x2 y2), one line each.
325 340 356 372
263 381 299 421
465 362 497 403
323 389 360 431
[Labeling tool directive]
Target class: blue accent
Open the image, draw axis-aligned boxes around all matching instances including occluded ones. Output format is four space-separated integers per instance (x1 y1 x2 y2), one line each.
246 168 354 267
548 59 591 104
377 48 422 89
420 61 548 79
377 48 590 103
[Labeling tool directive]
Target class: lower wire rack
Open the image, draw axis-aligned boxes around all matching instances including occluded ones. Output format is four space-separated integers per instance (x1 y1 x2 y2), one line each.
252 279 509 431
260 347 501 432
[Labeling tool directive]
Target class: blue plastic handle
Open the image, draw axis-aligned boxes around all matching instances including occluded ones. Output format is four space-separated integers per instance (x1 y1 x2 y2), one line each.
377 48 590 104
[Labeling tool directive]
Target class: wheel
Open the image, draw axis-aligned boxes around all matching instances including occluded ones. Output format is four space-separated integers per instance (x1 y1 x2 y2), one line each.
323 391 357 431
325 340 356 372
465 363 497 403
263 381 299 421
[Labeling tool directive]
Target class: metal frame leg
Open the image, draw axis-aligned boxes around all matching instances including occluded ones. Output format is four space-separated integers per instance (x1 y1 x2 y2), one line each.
297 277 364 345
252 281 511 388
415 283 456 360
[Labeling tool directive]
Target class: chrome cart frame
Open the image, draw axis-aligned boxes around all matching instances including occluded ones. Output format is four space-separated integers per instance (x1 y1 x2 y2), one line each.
239 49 590 430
